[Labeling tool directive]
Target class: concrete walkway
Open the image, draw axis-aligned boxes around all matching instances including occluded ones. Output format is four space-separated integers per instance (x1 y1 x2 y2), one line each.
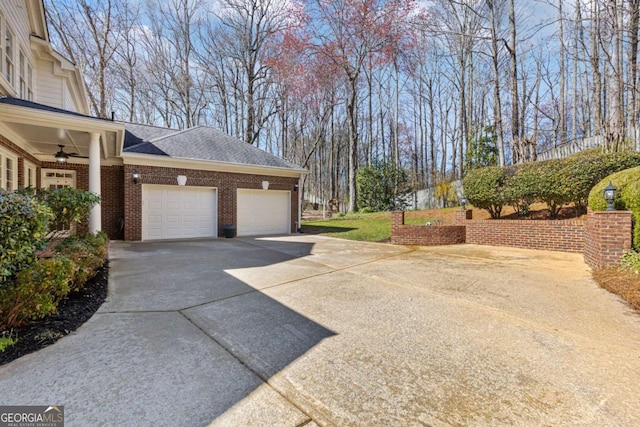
2 236 640 426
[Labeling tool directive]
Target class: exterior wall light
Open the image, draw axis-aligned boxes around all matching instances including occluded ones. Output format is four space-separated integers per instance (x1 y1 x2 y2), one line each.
604 181 616 211
460 195 467 211
294 184 299 192
177 175 187 186
132 170 140 184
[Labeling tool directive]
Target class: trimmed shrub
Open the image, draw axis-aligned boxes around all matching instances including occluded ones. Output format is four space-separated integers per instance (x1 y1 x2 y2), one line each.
0 257 75 330
505 163 537 216
559 149 640 213
36 187 100 234
462 166 507 218
55 232 108 291
535 159 569 218
589 166 640 249
0 191 53 283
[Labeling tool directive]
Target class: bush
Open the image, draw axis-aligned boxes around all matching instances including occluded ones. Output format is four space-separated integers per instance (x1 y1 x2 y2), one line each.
589 166 640 249
356 162 412 212
505 163 537 216
621 251 640 274
559 149 640 213
0 191 53 283
36 187 100 234
534 159 570 218
55 232 108 291
462 166 507 218
0 257 75 330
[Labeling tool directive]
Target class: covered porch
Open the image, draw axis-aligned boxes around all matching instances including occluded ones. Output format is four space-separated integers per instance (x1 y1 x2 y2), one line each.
0 97 125 234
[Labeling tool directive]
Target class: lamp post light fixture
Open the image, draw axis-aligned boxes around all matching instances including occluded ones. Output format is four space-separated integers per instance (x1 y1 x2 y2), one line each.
132 170 140 184
604 181 616 211
460 195 467 211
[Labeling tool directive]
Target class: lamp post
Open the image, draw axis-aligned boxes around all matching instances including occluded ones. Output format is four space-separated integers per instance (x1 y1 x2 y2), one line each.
604 181 616 211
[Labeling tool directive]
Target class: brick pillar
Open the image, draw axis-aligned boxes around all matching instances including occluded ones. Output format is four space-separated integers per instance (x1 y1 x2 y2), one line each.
454 209 472 224
584 210 633 269
392 211 405 231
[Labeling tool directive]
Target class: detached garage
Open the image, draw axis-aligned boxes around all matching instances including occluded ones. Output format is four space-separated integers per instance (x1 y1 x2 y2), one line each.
142 185 217 240
237 189 290 236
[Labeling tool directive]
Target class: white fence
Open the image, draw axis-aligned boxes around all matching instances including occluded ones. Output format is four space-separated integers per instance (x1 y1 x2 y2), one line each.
408 180 464 210
537 127 640 161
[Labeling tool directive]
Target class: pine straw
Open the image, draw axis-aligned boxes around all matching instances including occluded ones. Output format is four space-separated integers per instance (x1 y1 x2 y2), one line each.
592 268 640 312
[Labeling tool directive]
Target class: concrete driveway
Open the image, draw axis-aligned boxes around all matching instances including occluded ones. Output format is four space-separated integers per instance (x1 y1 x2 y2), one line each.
2 235 640 426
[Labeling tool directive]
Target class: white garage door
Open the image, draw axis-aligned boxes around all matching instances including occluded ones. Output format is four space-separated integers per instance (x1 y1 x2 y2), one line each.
142 185 217 240
237 189 290 236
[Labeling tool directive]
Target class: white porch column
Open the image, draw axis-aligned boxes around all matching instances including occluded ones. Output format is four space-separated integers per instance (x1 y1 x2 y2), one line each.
88 132 102 234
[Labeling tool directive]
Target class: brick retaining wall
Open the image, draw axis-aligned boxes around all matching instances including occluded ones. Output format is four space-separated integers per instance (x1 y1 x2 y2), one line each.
391 209 634 269
464 217 585 253
391 212 466 246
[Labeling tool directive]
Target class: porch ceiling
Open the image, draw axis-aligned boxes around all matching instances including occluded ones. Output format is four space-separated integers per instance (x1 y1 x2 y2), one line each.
3 122 119 161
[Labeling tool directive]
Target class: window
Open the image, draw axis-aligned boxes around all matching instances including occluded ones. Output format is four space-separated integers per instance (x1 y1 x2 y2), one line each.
24 161 36 188
0 148 18 191
19 50 32 100
5 157 13 191
4 24 13 85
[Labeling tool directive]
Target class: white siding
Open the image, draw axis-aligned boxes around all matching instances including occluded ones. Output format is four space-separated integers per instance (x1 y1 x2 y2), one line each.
63 84 75 111
2 1 31 55
34 59 63 108
0 2 87 112
0 1 32 95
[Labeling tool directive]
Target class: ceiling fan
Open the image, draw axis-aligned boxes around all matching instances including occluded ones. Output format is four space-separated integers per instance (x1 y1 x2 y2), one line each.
54 145 88 163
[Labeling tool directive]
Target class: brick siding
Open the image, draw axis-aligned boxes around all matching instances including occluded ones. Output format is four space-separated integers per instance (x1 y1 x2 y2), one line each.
123 164 299 241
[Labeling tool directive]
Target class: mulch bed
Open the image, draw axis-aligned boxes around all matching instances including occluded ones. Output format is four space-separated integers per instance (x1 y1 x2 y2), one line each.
0 262 109 366
592 268 640 312
500 206 586 220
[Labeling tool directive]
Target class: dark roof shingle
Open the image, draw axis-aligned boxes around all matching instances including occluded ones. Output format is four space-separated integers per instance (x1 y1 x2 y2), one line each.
123 123 304 171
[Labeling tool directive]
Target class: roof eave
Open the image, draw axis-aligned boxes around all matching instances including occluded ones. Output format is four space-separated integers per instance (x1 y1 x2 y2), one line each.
121 152 307 178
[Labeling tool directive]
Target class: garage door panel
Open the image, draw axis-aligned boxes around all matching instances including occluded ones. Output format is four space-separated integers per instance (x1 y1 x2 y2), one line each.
237 190 290 236
142 185 217 240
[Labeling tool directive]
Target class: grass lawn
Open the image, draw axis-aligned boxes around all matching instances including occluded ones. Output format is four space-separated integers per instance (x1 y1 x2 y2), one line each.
301 207 462 242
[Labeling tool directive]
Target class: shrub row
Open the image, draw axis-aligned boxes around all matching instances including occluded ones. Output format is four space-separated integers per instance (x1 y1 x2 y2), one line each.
0 233 108 330
0 188 105 331
463 149 640 219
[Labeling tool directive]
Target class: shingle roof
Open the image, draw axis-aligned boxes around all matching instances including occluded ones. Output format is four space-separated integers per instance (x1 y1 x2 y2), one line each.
123 123 304 172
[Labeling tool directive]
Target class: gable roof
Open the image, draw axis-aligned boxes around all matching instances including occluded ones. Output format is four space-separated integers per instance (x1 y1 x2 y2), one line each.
122 123 305 172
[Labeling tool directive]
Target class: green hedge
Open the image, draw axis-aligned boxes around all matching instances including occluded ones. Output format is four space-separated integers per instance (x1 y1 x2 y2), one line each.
462 166 508 218
0 257 75 330
0 187 108 331
0 191 53 282
55 232 108 292
588 166 640 249
463 149 640 219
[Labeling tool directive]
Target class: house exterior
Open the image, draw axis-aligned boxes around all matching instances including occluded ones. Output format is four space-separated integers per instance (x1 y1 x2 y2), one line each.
0 1 304 241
